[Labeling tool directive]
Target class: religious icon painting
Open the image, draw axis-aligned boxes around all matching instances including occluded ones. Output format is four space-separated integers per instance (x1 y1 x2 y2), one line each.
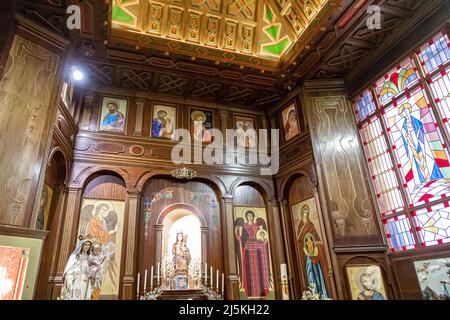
281 102 300 142
233 207 275 300
77 199 125 299
190 109 213 143
99 97 128 133
0 246 29 300
35 184 53 230
291 198 331 299
414 257 450 300
345 265 387 300
234 115 257 148
152 105 177 139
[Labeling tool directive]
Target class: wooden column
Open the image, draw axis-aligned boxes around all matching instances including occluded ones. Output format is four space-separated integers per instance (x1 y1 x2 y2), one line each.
267 199 285 300
80 93 94 131
222 195 239 300
154 224 164 271
200 226 208 267
121 191 140 299
278 199 298 299
134 99 145 136
219 110 229 143
52 186 82 298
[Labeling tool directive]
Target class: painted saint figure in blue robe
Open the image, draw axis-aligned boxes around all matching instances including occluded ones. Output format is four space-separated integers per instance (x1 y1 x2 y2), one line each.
296 204 329 298
101 102 125 132
152 110 173 138
356 273 386 300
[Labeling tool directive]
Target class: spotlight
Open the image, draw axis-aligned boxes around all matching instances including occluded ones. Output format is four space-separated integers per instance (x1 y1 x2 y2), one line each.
71 66 84 81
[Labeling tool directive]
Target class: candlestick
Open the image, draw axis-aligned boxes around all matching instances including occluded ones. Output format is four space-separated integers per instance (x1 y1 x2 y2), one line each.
150 266 154 289
143 269 147 292
216 270 219 290
137 272 140 297
210 266 213 288
280 263 287 281
222 273 225 294
157 262 160 285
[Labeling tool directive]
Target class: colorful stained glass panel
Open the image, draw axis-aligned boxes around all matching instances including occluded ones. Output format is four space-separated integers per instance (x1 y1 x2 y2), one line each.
382 88 450 206
375 58 419 106
359 117 404 215
383 214 415 251
429 66 450 136
414 202 450 247
354 89 376 121
417 32 450 75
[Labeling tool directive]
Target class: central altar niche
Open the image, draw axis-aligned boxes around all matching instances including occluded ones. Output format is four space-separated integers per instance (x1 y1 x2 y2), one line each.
161 208 202 290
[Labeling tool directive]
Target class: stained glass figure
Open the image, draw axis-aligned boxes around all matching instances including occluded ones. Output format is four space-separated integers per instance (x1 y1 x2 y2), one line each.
383 88 450 206
375 58 419 105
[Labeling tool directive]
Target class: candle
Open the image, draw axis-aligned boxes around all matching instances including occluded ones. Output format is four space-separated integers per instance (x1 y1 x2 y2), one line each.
210 266 213 288
137 272 140 296
150 266 154 289
163 262 166 279
204 263 207 284
216 270 219 290
157 262 160 284
222 273 224 294
280 263 287 281
143 269 147 292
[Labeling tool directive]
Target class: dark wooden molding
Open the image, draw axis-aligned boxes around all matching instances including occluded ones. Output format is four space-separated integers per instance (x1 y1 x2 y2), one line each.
0 225 49 240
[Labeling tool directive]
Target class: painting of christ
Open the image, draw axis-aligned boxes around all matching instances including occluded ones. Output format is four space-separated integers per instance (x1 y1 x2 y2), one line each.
190 109 213 143
234 207 274 300
346 265 387 300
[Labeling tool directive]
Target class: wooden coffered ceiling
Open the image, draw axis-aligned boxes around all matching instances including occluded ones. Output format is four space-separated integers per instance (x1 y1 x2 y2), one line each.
108 0 336 70
15 0 446 110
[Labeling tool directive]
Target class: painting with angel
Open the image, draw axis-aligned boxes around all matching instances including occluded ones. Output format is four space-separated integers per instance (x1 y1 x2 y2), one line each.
72 199 125 299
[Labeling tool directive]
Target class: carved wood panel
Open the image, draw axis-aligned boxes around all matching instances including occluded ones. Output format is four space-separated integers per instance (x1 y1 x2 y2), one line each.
0 35 59 226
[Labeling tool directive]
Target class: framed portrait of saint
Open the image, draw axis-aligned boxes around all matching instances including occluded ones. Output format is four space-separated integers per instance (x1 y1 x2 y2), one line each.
345 265 387 300
414 257 450 300
152 105 177 139
35 184 53 230
190 109 213 143
234 115 257 148
99 97 128 133
281 102 300 142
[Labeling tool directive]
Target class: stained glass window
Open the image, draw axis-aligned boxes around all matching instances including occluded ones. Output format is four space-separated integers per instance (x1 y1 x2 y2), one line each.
417 32 450 75
383 214 416 252
428 66 450 136
354 89 376 121
359 117 404 215
375 58 419 106
354 30 450 252
413 202 450 246
382 88 450 206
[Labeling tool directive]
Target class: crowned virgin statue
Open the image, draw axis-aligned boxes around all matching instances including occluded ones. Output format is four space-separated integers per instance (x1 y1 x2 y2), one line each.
172 231 191 276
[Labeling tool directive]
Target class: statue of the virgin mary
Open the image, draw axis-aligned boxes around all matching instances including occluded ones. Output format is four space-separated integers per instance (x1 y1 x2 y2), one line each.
60 239 93 300
172 231 191 276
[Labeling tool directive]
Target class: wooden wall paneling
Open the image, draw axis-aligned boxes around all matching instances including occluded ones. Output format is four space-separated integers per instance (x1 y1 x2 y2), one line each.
0 15 70 228
134 99 145 136
126 97 137 136
303 80 383 247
